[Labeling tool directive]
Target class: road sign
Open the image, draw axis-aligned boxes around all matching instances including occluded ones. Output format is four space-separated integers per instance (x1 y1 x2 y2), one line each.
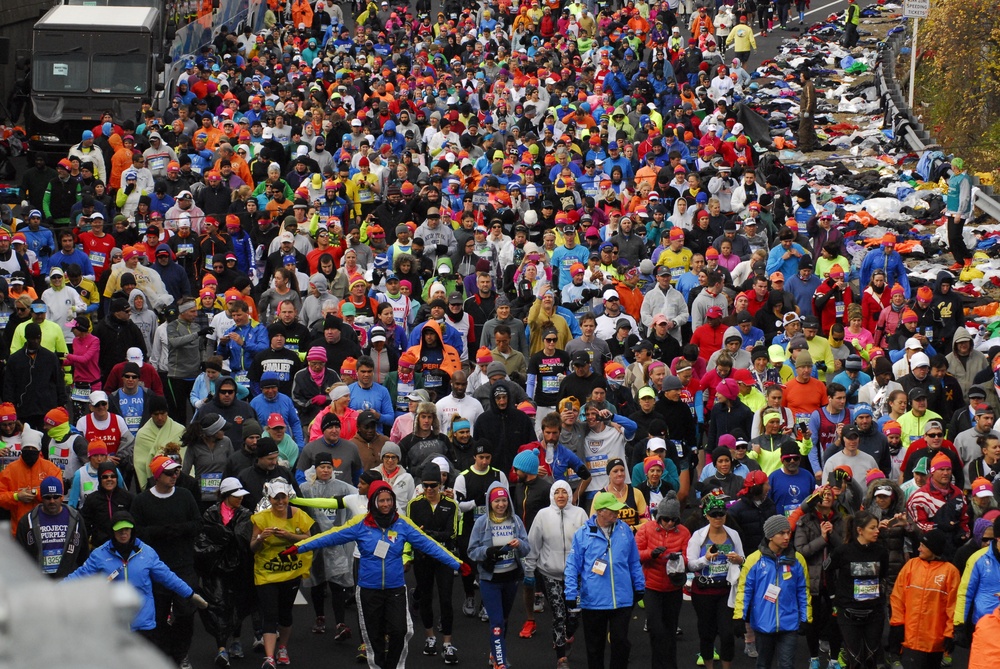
903 0 928 18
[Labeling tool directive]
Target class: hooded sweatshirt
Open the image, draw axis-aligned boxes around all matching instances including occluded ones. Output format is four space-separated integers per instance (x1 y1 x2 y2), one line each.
128 288 159 351
301 272 331 329
947 328 988 392
524 480 589 580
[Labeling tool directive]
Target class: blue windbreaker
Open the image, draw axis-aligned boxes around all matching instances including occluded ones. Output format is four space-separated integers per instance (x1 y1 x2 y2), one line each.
564 516 645 610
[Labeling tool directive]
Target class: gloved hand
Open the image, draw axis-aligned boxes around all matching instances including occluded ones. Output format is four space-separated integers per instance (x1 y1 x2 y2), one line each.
651 546 667 558
954 623 970 648
943 636 954 654
311 395 330 406
190 593 209 609
887 625 904 656
197 327 214 337
633 590 644 605
124 183 135 195
565 598 579 613
436 244 448 257
460 562 472 577
485 546 503 560
523 576 535 588
280 545 299 557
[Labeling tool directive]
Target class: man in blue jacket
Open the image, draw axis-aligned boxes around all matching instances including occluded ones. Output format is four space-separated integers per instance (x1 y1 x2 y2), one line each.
859 235 911 299
734 514 810 669
564 491 645 669
66 510 208 634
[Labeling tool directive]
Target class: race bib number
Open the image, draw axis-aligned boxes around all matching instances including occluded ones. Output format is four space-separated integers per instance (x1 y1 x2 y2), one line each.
586 453 608 473
200 472 223 496
541 376 560 393
764 583 781 603
374 539 390 559
89 250 106 267
424 373 442 388
42 549 62 574
235 372 250 388
0 313 9 328
853 579 879 601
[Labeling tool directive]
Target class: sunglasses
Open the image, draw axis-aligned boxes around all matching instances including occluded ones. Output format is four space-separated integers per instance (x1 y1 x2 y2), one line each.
926 433 943 438
94 401 108 407
707 510 726 519
42 495 62 500
782 455 801 462
100 474 117 480
123 374 139 380
218 389 235 395
544 337 557 343
423 481 440 488
162 469 180 476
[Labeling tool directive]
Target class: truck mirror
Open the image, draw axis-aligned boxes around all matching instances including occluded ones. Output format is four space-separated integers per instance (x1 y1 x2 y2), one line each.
156 82 165 92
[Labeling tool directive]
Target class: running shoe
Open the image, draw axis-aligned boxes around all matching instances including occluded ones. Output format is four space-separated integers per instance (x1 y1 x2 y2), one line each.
334 623 352 642
463 597 476 617
533 593 545 613
215 650 231 669
276 647 290 666
443 644 459 665
424 637 439 656
229 641 244 659
519 620 537 638
312 615 326 634
744 642 758 658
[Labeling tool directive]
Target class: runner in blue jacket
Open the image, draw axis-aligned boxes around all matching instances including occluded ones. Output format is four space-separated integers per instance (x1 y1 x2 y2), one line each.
734 514 811 669
285 479 460 669
66 510 207 632
564 491 646 669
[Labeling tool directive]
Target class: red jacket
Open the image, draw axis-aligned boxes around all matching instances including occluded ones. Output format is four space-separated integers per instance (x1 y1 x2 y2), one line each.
690 323 726 361
860 286 890 333
812 279 854 335
635 519 691 592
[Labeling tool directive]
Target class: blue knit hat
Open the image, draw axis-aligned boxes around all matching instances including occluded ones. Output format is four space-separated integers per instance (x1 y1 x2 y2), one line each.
512 449 540 476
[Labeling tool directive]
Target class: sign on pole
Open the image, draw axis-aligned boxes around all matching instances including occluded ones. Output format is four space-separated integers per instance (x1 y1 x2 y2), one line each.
902 0 928 18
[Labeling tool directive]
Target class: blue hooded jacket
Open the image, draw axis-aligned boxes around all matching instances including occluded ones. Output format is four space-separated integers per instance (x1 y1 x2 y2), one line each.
66 538 193 631
564 513 645 610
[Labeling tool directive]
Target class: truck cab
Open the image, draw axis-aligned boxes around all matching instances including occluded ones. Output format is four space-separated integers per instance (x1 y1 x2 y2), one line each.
28 5 161 154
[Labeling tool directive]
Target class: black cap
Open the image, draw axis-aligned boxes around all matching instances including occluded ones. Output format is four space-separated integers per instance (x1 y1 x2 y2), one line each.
474 439 493 456
615 318 632 331
255 437 279 458
321 413 342 430
736 310 752 324
314 452 334 466
920 529 948 557
571 350 591 366
357 409 379 426
969 386 987 399
842 425 861 439
421 461 442 483
632 340 654 353
908 387 928 401
801 316 821 330
448 291 464 305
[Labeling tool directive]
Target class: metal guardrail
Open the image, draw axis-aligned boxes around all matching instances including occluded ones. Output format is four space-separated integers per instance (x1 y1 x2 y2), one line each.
874 27 1000 222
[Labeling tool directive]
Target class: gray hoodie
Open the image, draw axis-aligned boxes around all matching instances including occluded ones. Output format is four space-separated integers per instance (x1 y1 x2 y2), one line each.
300 272 331 330
707 326 753 369
129 288 159 351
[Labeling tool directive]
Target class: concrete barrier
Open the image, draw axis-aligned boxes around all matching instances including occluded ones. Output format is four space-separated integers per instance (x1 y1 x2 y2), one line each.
876 26 1000 221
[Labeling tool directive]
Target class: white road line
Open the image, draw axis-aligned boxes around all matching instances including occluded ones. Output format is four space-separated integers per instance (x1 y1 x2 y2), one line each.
750 0 851 37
